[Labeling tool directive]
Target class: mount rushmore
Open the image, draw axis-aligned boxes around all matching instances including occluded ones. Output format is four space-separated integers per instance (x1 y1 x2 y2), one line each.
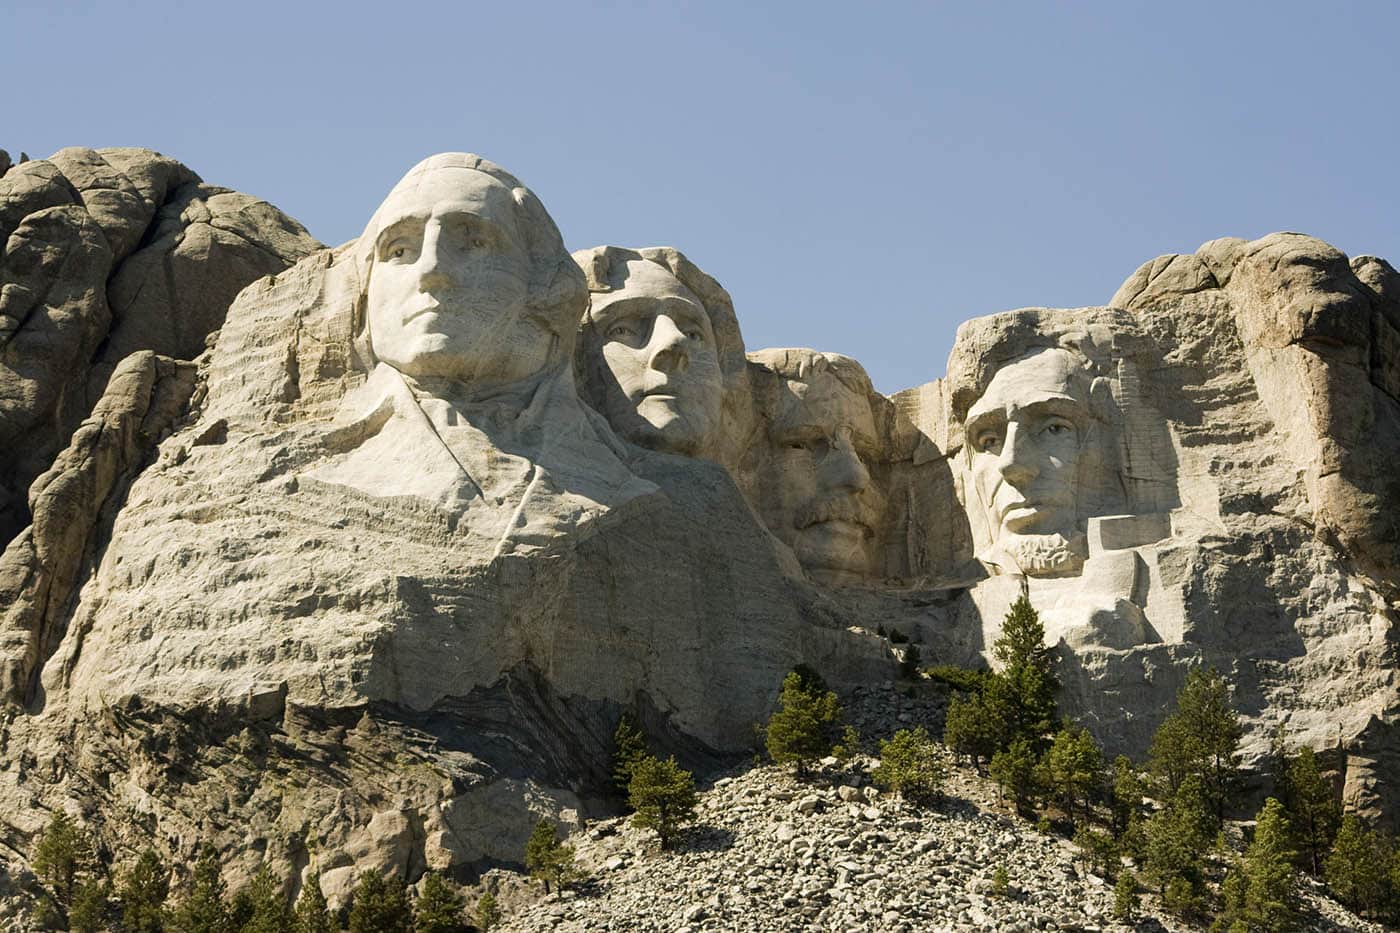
0 147 1396 900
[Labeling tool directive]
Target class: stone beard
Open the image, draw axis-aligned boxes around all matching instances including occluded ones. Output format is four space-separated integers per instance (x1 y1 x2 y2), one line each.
963 347 1096 576
748 350 886 585
576 249 725 458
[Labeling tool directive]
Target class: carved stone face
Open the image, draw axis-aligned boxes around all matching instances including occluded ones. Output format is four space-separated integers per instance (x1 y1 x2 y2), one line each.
965 348 1089 551
582 259 724 456
365 166 541 384
763 371 882 581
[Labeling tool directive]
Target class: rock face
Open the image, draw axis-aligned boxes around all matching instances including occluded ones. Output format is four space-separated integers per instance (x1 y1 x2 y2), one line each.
0 147 1395 910
0 147 321 547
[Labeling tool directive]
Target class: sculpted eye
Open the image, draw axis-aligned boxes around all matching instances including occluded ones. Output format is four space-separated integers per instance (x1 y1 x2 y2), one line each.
974 432 1001 453
607 323 637 340
1044 420 1074 437
684 328 705 341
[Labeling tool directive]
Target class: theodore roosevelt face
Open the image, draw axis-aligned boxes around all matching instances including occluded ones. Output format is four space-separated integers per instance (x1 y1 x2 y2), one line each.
582 259 724 456
964 348 1089 548
365 166 545 385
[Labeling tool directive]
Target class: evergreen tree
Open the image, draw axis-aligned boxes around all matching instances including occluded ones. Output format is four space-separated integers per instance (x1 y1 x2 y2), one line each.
1148 668 1242 827
169 846 231 933
872 727 947 805
942 692 1002 774
1277 744 1340 875
475 891 502 931
1112 871 1138 922
31 811 98 911
118 848 171 933
229 888 256 930
628 754 698 849
987 594 1058 747
293 876 335 933
1215 797 1298 932
1141 774 1213 910
611 714 649 797
1037 723 1103 828
346 870 411 933
241 863 295 933
414 872 466 933
763 670 842 777
68 878 111 933
1325 814 1387 918
523 820 579 893
989 736 1041 817
1109 755 1146 836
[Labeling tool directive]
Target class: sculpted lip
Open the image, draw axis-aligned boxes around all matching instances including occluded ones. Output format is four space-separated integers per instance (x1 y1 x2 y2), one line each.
404 303 442 322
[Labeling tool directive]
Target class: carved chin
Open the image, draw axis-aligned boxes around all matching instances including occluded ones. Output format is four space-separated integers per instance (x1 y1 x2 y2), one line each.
795 522 873 576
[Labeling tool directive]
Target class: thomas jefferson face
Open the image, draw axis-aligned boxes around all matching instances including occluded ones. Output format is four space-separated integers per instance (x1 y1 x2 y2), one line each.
365 167 543 384
583 260 723 456
763 370 882 581
965 348 1088 547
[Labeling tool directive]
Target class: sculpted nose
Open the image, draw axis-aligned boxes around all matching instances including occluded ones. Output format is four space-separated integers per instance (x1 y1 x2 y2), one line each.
647 314 690 373
822 432 870 493
997 422 1039 487
417 224 453 292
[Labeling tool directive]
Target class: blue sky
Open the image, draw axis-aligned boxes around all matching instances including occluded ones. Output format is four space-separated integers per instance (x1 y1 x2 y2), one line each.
7 1 1399 393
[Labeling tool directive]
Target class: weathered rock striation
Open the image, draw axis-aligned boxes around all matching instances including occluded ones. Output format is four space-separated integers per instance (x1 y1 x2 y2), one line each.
0 147 1395 914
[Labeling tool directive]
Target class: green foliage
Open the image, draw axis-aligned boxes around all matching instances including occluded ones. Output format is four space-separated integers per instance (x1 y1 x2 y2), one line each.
611 714 649 797
346 870 411 933
988 594 1059 746
31 811 98 910
524 820 579 893
1214 797 1298 933
764 670 842 776
1141 775 1213 909
926 664 992 695
1073 827 1119 880
990 864 1010 897
989 736 1041 817
118 848 171 933
628 754 698 849
942 692 1002 773
1148 668 1242 827
229 888 256 929
1324 814 1388 918
475 891 502 931
169 845 230 933
241 863 295 933
872 727 947 804
898 643 921 679
1276 744 1340 875
68 879 111 933
414 872 466 933
1037 723 1103 827
1112 871 1138 922
292 876 335 933
831 724 861 762
1109 755 1146 836
1161 875 1204 920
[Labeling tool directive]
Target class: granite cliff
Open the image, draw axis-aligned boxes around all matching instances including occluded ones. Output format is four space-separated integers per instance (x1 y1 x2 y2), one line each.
0 149 1394 915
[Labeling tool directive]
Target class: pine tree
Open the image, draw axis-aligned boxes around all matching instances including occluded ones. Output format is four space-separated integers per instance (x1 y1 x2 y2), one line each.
118 848 171 933
1148 668 1242 827
1216 797 1298 932
169 846 231 933
475 891 502 931
31 811 98 911
1325 814 1387 918
1037 723 1103 828
68 878 111 933
628 754 698 849
347 870 411 933
523 820 579 893
1109 755 1146 835
1141 774 1213 910
612 714 650 796
942 693 1003 773
242 863 295 933
764 670 842 777
989 736 1041 817
414 872 466 933
1112 871 1138 922
293 875 334 933
873 727 947 805
988 594 1058 747
1277 745 1340 875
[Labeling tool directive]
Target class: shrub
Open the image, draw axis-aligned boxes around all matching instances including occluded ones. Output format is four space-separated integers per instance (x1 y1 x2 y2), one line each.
990 864 1010 897
898 643 921 679
524 820 579 893
346 870 411 933
475 891 502 931
1073 827 1119 880
1112 871 1138 922
1037 723 1103 828
611 714 649 797
764 670 842 777
989 736 1041 817
414 872 466 933
926 665 992 695
943 692 1002 773
831 724 862 762
873 727 947 804
628 754 698 849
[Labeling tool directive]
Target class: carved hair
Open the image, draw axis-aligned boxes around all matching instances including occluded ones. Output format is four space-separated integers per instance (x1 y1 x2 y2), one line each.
348 153 587 372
